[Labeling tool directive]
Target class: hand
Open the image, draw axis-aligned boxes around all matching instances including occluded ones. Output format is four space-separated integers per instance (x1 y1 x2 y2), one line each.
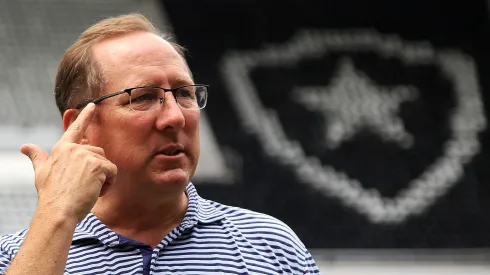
20 103 117 223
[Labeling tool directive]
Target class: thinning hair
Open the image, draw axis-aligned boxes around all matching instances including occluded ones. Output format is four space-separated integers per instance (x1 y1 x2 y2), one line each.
54 13 187 116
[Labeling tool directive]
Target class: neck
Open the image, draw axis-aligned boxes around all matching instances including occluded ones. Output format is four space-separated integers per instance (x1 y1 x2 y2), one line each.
92 185 189 247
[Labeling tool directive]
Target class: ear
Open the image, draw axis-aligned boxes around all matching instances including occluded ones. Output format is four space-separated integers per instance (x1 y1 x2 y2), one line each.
63 109 91 144
63 109 79 131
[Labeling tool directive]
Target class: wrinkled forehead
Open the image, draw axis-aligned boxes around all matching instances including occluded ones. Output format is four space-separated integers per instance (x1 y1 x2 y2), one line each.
92 31 192 89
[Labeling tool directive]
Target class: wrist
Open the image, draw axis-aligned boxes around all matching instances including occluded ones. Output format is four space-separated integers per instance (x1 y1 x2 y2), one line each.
33 203 80 230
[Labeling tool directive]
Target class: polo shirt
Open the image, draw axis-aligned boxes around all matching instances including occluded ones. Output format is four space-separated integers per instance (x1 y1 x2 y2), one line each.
0 183 320 274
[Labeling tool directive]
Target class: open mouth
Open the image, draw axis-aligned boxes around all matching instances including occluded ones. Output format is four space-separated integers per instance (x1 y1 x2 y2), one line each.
160 149 183 156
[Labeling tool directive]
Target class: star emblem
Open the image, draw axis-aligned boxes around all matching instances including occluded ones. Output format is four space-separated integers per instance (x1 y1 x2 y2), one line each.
221 29 486 223
292 57 418 149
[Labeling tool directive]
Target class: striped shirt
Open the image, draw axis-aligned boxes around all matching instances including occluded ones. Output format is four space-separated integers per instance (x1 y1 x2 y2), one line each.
0 183 320 274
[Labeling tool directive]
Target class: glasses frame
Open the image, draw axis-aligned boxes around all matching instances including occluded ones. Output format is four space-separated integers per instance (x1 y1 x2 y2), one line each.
76 84 209 111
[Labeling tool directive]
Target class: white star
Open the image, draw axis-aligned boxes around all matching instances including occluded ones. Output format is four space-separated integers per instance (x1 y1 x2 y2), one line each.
292 57 418 149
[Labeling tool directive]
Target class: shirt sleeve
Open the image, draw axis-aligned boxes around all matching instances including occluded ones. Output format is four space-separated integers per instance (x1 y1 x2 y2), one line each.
0 249 12 275
302 249 321 274
0 232 25 275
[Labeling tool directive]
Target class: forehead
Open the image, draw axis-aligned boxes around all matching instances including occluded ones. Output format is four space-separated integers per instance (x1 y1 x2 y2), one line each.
92 31 192 90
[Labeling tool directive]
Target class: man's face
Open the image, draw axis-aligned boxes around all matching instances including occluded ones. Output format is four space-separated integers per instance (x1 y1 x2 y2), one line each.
87 31 200 194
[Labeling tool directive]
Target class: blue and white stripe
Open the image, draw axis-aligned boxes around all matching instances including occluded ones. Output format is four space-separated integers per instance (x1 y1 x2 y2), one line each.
0 183 320 274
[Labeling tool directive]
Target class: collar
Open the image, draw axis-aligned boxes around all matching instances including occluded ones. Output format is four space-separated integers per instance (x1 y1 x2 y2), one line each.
72 182 225 246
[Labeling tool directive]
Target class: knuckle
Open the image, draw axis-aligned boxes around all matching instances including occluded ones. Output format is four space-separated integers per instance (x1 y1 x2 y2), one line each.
83 155 92 164
62 143 76 153
68 144 78 153
74 148 86 159
86 156 101 168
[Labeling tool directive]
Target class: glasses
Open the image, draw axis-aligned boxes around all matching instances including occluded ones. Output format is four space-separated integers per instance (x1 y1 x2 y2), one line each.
77 84 209 112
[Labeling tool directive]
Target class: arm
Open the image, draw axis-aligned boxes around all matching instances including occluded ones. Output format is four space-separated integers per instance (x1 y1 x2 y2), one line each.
5 210 77 275
5 103 117 275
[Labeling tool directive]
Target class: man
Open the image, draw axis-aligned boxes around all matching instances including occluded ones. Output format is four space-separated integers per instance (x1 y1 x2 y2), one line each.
0 13 320 274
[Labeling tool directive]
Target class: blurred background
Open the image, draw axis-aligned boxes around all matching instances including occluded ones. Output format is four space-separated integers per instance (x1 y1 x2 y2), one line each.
1 0 490 273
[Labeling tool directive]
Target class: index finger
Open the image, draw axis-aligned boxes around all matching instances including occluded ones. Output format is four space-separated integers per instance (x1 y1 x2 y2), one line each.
61 103 96 143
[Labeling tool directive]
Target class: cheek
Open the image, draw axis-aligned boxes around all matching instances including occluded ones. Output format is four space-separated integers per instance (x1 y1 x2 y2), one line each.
111 109 154 134
114 114 155 152
95 110 154 154
184 111 200 152
185 111 200 137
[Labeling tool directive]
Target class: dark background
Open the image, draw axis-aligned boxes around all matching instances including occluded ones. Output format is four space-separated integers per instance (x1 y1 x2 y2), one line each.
161 0 490 249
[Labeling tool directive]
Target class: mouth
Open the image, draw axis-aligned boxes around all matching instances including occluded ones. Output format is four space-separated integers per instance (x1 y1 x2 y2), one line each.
159 149 183 156
157 144 185 157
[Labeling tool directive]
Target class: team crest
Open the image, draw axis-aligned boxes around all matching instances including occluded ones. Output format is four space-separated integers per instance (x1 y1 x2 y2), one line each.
219 29 486 224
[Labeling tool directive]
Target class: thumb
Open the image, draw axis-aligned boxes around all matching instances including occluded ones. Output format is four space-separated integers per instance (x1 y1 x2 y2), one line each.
20 144 48 170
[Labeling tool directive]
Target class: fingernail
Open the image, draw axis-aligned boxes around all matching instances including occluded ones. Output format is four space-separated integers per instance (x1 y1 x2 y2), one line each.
86 103 95 109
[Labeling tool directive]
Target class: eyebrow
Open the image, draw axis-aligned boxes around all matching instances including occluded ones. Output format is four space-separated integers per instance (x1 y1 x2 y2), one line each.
132 80 158 88
172 77 195 87
133 77 194 89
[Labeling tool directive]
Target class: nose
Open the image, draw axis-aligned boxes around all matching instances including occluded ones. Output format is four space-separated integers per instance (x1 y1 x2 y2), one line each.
154 92 185 131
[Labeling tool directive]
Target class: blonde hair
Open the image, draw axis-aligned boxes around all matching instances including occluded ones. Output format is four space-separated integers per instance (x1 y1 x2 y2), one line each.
54 13 187 116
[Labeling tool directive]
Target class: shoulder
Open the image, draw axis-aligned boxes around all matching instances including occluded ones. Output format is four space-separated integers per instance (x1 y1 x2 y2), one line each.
204 200 320 273
208 200 308 252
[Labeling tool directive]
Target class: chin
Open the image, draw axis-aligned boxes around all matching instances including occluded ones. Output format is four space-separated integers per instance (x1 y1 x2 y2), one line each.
153 168 190 186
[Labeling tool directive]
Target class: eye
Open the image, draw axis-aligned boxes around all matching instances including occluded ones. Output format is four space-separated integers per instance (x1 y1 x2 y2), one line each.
176 86 196 99
133 93 155 102
131 88 159 102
